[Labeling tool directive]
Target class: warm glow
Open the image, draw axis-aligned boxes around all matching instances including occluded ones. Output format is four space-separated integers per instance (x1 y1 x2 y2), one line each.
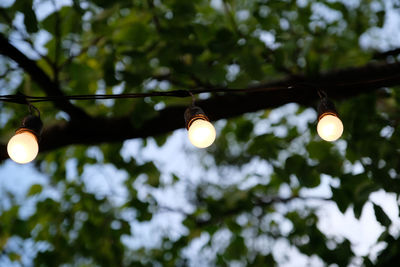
317 114 343 142
7 131 39 164
188 119 216 148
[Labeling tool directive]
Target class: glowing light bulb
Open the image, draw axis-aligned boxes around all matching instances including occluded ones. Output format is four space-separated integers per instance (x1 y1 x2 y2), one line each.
184 105 216 148
188 119 216 148
7 114 42 164
7 131 39 164
317 113 343 142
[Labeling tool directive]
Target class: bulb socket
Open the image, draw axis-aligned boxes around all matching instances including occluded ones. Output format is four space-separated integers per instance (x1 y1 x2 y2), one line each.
184 106 210 130
318 98 339 121
16 115 43 141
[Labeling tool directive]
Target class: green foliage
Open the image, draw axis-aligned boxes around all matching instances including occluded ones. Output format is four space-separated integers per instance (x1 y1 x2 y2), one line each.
13 0 38 33
0 0 398 266
373 203 391 227
27 184 43 196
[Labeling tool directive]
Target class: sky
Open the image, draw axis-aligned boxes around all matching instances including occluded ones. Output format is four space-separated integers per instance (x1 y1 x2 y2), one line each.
1 0 400 266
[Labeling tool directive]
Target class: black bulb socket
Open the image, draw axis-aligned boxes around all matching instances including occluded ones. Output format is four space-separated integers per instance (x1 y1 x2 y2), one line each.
15 115 43 142
184 106 210 130
318 98 339 121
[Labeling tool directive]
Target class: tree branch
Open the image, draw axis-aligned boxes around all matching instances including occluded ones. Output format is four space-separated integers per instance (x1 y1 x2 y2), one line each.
222 0 241 36
147 0 162 33
0 9 55 69
58 36 104 70
373 48 400 60
0 61 400 161
52 0 61 81
0 33 89 119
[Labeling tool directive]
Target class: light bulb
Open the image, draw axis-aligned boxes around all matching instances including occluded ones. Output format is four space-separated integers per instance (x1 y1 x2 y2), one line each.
188 119 216 148
7 114 43 164
317 113 343 142
7 131 39 164
184 105 216 148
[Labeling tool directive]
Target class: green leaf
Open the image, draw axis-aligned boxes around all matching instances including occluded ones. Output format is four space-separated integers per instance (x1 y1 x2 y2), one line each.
136 162 160 187
235 119 254 142
8 252 21 262
153 134 169 147
225 235 246 260
41 6 82 36
331 187 351 213
373 203 391 227
376 11 385 28
13 0 38 33
307 141 334 159
285 155 320 188
27 184 43 196
248 133 284 159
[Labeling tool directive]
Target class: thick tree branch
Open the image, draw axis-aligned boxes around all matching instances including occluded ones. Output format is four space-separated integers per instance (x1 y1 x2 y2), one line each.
1 61 400 161
373 48 400 59
0 34 89 119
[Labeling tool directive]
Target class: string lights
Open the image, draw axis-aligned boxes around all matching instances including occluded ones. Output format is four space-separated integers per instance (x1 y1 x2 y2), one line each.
316 90 343 142
7 105 42 164
2 87 343 164
184 93 216 148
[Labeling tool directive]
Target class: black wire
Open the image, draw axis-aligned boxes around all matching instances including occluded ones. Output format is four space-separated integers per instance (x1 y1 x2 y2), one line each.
188 91 196 106
2 69 398 105
317 89 327 99
0 85 293 104
1 71 400 105
28 104 41 118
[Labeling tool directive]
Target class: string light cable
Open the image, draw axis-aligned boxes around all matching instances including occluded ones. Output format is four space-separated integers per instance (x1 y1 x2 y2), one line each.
1 68 399 104
0 84 293 104
0 85 346 163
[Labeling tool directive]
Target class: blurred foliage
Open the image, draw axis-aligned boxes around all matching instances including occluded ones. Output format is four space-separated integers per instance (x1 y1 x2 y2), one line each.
0 0 400 266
